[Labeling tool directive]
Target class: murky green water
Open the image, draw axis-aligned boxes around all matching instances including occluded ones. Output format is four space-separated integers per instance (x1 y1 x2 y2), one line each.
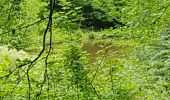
82 34 134 62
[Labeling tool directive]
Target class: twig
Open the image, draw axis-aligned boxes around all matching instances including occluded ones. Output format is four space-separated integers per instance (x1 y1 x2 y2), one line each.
1 0 55 99
90 83 101 100
0 17 49 35
151 5 169 25
77 80 79 100
90 38 113 84
89 39 113 100
26 66 31 100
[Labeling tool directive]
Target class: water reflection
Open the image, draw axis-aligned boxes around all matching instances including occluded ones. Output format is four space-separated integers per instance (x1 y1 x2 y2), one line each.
82 34 132 62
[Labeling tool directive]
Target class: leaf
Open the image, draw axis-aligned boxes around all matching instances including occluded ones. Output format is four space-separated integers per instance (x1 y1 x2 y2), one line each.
0 55 10 70
0 64 5 70
0 71 9 77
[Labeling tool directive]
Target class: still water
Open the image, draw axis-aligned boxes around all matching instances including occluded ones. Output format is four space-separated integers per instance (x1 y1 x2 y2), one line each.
82 34 133 62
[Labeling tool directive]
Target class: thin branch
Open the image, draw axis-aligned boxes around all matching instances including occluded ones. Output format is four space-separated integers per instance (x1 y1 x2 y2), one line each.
36 0 55 98
109 64 115 96
77 81 79 100
90 83 101 100
0 17 48 35
90 38 113 84
89 39 113 100
151 5 169 25
26 66 31 100
1 1 55 99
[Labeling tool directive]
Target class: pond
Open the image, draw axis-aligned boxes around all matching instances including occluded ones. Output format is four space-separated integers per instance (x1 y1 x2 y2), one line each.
82 34 133 62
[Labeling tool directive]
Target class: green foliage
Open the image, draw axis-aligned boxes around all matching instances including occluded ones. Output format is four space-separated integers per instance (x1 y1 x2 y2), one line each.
0 46 29 82
62 44 95 99
130 36 170 99
54 0 83 30
0 0 46 50
121 0 170 38
0 0 170 99
55 0 126 29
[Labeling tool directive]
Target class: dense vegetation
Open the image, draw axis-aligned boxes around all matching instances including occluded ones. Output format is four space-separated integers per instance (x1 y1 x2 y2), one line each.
0 0 169 99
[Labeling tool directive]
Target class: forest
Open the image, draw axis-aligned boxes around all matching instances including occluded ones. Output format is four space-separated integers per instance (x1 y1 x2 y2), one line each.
0 0 170 100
